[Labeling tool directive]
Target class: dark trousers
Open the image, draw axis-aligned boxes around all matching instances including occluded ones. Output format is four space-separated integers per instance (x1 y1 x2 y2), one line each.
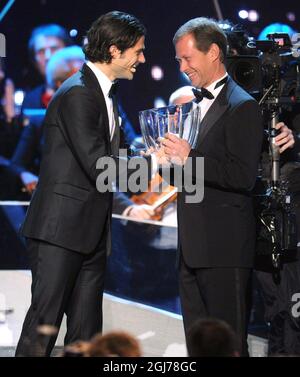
15 237 107 357
179 256 252 356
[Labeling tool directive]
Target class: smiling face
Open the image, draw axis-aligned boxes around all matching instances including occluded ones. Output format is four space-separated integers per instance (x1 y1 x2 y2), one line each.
175 33 221 88
110 36 146 80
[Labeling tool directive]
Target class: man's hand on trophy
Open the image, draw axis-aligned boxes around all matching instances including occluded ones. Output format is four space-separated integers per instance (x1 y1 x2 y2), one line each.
163 133 191 165
153 144 172 166
140 146 155 156
275 122 295 153
140 144 171 167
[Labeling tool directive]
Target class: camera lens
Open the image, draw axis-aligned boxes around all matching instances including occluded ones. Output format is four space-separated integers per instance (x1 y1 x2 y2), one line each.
233 61 255 88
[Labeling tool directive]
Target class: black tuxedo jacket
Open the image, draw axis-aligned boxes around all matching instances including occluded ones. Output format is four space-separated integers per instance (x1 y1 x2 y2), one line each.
177 77 263 268
21 63 130 254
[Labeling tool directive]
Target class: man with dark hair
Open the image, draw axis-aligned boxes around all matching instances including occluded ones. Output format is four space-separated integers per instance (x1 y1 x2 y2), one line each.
83 12 146 73
15 11 151 357
23 24 73 110
163 17 263 356
28 24 73 78
187 318 240 357
11 25 73 195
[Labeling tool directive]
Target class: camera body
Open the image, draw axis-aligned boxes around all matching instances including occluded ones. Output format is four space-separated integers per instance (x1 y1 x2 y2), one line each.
226 32 300 105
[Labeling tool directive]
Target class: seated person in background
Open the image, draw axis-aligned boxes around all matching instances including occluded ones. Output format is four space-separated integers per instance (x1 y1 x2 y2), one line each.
187 318 240 357
9 46 86 195
45 45 85 89
1 24 72 200
0 58 22 199
23 24 72 109
0 58 15 125
0 58 18 158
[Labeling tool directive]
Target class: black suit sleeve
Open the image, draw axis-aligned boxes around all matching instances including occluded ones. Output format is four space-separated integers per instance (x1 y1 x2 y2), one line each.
58 86 109 182
189 100 263 192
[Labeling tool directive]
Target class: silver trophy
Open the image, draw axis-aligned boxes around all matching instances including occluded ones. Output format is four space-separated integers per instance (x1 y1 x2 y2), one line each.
139 102 201 150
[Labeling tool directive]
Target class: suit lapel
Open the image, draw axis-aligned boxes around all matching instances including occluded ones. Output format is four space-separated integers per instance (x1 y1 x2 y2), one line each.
80 64 111 147
196 77 236 147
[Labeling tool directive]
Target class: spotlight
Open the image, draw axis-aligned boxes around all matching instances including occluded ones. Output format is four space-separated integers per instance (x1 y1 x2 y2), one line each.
14 90 24 107
238 10 248 19
151 65 164 81
69 29 78 38
286 12 296 22
248 10 259 22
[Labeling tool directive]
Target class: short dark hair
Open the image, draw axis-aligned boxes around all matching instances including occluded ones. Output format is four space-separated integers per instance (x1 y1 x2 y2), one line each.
173 17 227 63
28 24 72 55
187 318 239 357
83 11 146 63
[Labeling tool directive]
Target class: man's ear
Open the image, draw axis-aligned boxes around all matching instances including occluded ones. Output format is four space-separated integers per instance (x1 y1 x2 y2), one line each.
208 43 221 62
109 45 121 59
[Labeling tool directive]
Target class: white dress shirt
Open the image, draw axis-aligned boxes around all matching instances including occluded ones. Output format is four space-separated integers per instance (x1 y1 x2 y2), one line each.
86 61 116 140
197 73 228 121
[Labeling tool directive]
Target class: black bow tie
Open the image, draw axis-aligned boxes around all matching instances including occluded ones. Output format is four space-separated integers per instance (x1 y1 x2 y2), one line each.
108 82 118 98
192 76 228 103
192 87 214 103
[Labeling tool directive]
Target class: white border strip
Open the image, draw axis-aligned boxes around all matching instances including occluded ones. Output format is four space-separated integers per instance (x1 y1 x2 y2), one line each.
104 292 182 320
0 201 177 228
0 201 30 206
112 213 177 228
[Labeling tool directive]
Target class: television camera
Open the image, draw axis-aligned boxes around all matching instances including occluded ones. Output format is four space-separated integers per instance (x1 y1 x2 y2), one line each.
226 29 300 268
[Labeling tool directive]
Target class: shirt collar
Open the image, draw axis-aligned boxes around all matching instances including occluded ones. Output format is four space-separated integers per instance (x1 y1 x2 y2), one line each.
206 73 228 95
86 61 114 97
